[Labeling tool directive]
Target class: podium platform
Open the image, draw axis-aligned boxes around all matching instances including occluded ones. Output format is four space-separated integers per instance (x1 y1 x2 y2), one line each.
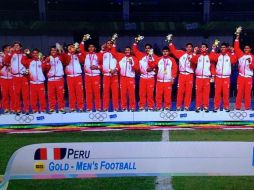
0 110 253 125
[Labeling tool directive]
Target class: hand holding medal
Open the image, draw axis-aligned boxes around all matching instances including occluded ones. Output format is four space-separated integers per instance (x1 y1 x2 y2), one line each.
235 26 242 36
56 43 63 53
111 33 118 43
82 34 91 42
165 34 173 43
134 35 144 43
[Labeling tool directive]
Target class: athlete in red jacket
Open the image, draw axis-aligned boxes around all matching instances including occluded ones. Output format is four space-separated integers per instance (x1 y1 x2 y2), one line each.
62 44 85 112
4 42 29 114
190 43 216 112
80 41 103 112
101 40 119 111
22 49 49 113
111 45 139 111
155 46 178 111
210 43 237 112
44 46 66 114
0 44 14 113
132 41 158 111
169 42 194 111
234 33 254 110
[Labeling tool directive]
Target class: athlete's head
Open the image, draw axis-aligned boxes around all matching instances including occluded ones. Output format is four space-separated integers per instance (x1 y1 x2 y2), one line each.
244 44 252 54
106 40 113 50
200 43 208 53
32 48 40 59
220 42 229 53
162 46 170 57
124 46 131 56
145 43 152 54
50 46 57 56
185 43 193 53
87 43 96 53
13 41 22 51
2 44 11 53
67 44 75 53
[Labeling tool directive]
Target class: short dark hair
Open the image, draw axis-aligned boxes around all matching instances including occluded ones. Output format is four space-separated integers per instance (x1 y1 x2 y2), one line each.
221 42 229 47
185 43 193 47
201 43 208 48
13 41 22 47
50 45 56 49
125 46 131 49
145 43 152 48
32 48 40 52
88 43 95 47
2 44 10 51
162 46 169 51
244 44 252 48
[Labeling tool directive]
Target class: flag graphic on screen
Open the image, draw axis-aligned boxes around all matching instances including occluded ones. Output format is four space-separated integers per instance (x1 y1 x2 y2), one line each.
34 148 67 160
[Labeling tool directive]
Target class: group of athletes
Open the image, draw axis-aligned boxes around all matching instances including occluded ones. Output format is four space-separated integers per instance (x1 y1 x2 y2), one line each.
0 28 253 115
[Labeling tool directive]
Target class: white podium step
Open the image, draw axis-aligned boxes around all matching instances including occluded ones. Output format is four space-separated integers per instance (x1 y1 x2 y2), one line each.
0 110 253 125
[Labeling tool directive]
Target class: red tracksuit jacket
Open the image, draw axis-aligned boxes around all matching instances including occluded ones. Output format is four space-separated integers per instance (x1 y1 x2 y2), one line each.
111 46 139 77
234 40 254 77
155 56 178 82
132 43 158 78
21 56 49 83
209 50 237 77
169 43 195 73
190 52 216 78
79 42 103 76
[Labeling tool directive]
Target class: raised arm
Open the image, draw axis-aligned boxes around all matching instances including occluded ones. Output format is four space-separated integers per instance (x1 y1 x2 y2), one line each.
111 45 125 62
79 42 88 56
168 43 185 59
234 37 244 58
132 43 145 60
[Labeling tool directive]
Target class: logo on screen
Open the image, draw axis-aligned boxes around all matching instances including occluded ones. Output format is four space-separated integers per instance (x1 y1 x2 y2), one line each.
34 162 45 172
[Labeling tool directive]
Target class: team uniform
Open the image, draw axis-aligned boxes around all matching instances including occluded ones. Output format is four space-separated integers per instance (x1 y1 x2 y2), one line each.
234 39 254 110
45 55 65 112
190 52 215 111
22 56 48 113
169 43 194 110
155 56 178 110
0 54 14 113
62 52 85 112
4 51 30 113
111 45 139 111
80 42 102 111
101 48 119 111
132 43 158 110
210 50 237 111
